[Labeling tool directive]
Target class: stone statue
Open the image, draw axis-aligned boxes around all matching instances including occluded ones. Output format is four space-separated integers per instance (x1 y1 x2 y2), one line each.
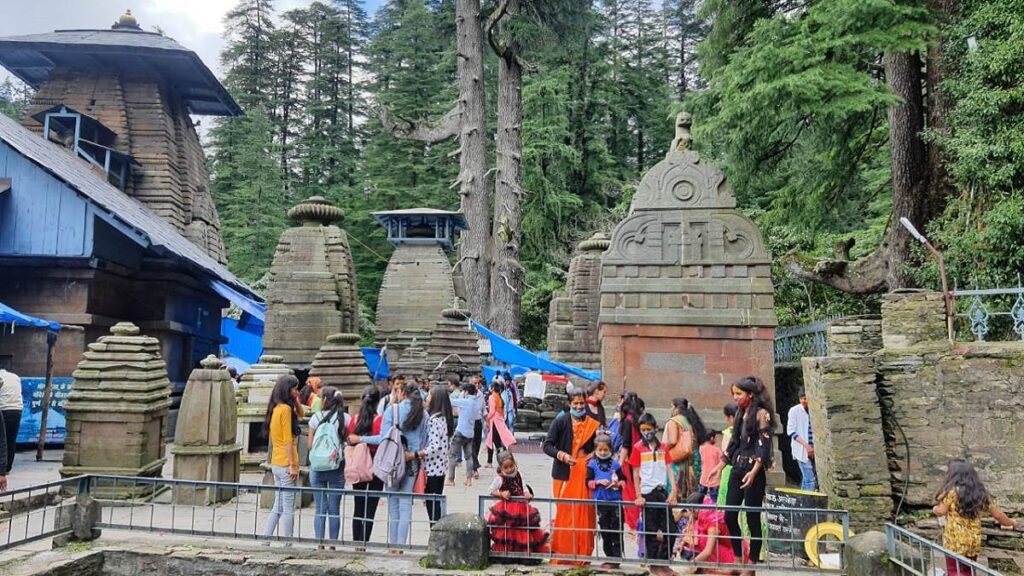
669 111 693 154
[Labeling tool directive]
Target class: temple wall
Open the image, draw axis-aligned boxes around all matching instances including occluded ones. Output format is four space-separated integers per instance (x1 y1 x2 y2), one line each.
547 234 605 370
375 243 455 359
802 291 1024 537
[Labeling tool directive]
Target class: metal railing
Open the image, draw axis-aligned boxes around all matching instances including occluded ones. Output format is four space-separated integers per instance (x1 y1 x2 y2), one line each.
479 494 850 572
951 285 1024 342
2 475 445 553
886 523 1001 576
775 319 831 363
0 476 82 551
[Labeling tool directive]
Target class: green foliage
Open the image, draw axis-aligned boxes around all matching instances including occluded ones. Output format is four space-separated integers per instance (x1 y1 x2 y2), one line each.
0 78 32 119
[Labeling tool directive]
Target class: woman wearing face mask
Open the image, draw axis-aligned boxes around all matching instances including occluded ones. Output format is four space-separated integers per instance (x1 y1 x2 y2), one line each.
722 376 776 576
543 387 599 565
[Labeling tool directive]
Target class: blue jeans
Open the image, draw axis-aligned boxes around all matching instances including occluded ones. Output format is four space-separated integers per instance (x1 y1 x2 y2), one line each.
798 459 817 491
387 467 417 545
310 465 345 541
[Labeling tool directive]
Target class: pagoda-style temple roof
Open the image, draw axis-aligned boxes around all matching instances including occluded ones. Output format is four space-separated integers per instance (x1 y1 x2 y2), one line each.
373 208 467 250
0 28 241 116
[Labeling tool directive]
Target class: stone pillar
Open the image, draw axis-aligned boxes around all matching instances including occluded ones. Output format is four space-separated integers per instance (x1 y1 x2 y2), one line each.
263 197 360 371
171 355 241 504
881 290 948 350
375 243 457 361
801 354 892 531
547 232 608 371
235 355 294 470
599 113 777 420
60 322 172 498
424 309 482 379
309 333 373 405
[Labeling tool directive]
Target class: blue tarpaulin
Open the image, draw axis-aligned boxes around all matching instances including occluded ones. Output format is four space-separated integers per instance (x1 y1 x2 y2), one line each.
221 313 264 365
209 279 267 322
362 348 389 381
471 321 601 381
0 300 60 332
482 364 529 386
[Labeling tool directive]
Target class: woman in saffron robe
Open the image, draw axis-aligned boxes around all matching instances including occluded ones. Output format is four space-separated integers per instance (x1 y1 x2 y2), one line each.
543 387 600 565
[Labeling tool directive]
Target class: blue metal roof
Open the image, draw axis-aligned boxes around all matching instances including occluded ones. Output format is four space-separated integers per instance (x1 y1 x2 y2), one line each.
0 29 241 117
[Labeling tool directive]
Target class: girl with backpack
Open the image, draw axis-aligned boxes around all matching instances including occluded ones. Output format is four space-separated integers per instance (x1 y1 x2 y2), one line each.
349 382 428 552
307 387 349 549
417 384 454 525
347 386 383 550
261 375 303 543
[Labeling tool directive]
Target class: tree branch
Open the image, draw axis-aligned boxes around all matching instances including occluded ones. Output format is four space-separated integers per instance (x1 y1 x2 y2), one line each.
377 104 459 143
485 0 514 58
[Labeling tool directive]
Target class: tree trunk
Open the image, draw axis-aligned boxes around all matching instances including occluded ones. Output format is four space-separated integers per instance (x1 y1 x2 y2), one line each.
783 51 930 293
456 0 491 323
925 0 955 220
488 0 524 339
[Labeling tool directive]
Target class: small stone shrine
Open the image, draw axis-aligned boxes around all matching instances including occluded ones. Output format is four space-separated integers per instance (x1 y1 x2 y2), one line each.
599 113 777 416
60 322 172 496
390 336 431 378
235 354 293 470
309 333 374 404
263 197 359 371
547 232 609 371
171 355 241 504
373 209 467 362
424 309 482 378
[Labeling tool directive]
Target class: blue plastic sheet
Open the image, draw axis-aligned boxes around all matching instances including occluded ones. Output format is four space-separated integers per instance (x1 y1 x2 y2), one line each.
0 300 60 332
221 313 264 365
362 347 389 381
471 321 601 381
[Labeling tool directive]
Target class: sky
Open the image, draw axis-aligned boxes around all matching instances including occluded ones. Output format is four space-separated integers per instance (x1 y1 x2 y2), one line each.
0 0 386 81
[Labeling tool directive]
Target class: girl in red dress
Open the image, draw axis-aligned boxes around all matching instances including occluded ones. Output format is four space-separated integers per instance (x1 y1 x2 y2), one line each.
486 451 550 563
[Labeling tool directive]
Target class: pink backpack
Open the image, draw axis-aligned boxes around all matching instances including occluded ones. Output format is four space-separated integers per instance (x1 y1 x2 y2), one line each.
345 443 374 484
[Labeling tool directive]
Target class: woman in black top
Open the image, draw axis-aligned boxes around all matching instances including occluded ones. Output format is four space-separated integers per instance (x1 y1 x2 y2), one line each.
723 376 776 573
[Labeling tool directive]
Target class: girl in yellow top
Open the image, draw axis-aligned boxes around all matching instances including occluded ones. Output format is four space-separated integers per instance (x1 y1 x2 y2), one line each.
262 374 304 542
933 459 1020 575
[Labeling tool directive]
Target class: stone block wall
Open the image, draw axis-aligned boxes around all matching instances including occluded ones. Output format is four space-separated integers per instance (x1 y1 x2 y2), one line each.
827 315 882 356
802 290 1024 535
801 355 893 531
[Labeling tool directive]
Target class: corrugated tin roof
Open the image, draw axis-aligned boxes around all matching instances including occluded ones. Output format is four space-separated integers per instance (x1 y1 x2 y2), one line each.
0 29 241 117
0 112 260 303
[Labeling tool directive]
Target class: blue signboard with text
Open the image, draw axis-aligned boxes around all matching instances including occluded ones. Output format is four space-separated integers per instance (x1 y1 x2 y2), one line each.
16 377 73 444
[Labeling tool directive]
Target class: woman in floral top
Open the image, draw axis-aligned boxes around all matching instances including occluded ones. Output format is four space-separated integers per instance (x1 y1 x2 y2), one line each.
417 384 454 525
933 460 1020 575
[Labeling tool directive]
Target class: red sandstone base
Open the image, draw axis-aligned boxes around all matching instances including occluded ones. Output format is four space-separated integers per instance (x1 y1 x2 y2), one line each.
600 324 775 425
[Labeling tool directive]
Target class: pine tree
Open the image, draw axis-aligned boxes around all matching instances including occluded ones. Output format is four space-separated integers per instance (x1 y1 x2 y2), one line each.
0 77 32 119
220 0 278 109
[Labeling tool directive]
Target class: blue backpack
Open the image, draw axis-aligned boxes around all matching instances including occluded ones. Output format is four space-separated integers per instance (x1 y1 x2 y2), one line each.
309 411 346 472
606 417 625 453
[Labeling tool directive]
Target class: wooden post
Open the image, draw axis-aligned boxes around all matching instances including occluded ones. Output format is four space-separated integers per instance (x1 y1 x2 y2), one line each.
36 330 57 461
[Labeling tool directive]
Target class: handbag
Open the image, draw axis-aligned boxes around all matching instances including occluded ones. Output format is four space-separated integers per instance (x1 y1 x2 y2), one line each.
344 443 375 484
412 465 427 494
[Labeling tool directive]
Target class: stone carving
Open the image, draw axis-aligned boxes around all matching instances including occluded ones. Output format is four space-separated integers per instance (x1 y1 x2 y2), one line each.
235 354 294 470
60 322 172 497
547 232 608 371
424 309 482 378
309 333 374 404
171 355 241 504
263 197 360 370
600 114 777 415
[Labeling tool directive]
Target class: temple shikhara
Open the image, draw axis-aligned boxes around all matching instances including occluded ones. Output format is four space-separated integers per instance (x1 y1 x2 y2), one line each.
0 12 261 431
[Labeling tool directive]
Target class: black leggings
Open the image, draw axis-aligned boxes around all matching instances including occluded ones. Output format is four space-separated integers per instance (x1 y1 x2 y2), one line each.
472 420 483 469
424 475 446 524
486 423 505 464
724 461 767 562
351 477 384 543
2 410 20 474
643 487 673 561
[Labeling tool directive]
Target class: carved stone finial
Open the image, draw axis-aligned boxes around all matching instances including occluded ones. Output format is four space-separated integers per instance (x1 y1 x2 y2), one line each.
258 354 285 365
326 333 361 345
286 196 345 225
441 308 470 320
200 355 223 369
112 10 142 31
578 232 610 252
670 111 693 154
110 322 140 336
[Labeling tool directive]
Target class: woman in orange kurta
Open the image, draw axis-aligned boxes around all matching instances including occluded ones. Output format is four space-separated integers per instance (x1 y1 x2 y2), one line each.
543 388 600 565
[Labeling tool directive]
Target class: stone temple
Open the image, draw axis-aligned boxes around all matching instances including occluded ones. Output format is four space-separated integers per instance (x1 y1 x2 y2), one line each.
547 232 609 371
599 113 777 418
373 209 466 362
263 197 359 371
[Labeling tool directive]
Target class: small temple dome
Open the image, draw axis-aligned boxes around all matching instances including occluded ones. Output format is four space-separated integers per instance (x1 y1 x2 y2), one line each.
112 10 143 31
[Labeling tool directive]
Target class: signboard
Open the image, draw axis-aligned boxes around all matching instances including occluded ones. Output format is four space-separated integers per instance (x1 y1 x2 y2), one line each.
764 486 829 557
16 377 73 444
